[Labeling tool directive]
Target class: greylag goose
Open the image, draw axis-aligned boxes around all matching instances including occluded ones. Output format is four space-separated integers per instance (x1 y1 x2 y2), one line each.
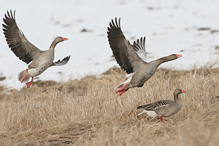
107 18 182 96
137 89 186 123
2 10 70 88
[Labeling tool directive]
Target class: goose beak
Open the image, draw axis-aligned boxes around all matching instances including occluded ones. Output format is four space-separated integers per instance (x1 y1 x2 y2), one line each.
62 37 68 41
181 90 186 93
176 54 182 58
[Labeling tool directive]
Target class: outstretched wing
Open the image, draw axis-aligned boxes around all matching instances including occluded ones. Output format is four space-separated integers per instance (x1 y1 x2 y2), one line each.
2 10 41 64
132 37 147 62
51 56 71 66
107 18 146 74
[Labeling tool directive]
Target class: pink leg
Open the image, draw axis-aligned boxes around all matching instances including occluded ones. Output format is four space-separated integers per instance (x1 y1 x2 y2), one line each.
118 88 129 96
26 77 33 88
20 69 28 83
115 83 129 94
158 116 165 123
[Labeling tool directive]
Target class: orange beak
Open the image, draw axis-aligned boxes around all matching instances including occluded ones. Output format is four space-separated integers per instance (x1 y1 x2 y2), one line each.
176 54 182 58
181 90 186 93
62 37 68 41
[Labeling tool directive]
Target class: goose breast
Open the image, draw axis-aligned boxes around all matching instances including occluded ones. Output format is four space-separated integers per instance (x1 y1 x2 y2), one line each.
27 51 54 77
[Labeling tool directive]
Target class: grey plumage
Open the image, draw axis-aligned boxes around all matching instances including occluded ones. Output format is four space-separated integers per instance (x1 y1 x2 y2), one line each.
107 18 182 96
137 100 174 111
107 18 146 74
2 10 70 87
52 56 71 66
2 10 41 64
137 89 186 119
132 37 147 62
18 70 30 82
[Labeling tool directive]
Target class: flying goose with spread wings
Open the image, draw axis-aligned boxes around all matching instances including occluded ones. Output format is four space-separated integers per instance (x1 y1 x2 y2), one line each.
107 18 182 96
2 10 70 88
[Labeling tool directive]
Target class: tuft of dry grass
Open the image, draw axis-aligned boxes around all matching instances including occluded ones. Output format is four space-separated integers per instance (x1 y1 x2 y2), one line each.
0 67 218 145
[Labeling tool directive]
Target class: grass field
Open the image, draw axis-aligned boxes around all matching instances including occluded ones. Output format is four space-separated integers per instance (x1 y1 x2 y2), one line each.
0 67 218 145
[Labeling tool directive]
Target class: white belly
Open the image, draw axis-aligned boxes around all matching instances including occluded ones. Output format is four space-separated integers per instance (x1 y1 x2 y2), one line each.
146 110 158 118
27 51 54 77
138 110 157 118
28 61 52 77
27 68 41 77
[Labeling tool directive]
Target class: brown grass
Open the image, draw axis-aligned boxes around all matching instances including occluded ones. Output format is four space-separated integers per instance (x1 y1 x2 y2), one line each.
0 67 218 145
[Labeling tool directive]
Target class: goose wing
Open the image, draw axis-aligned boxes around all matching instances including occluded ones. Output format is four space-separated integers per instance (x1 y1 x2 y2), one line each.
137 100 173 111
132 37 147 62
107 18 146 74
2 10 41 64
51 56 71 66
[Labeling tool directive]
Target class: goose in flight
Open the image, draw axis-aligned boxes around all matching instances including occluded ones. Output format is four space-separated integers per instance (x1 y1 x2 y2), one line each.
107 18 182 96
2 10 70 88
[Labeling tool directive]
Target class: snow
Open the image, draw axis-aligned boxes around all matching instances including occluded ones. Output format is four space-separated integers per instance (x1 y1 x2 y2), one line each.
0 0 218 89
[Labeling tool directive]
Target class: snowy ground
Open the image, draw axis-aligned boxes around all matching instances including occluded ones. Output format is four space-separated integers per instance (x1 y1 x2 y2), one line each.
0 0 218 89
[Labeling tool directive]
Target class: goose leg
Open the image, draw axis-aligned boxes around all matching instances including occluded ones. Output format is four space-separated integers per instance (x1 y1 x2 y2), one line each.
158 116 165 123
20 69 28 83
115 83 129 95
26 77 33 88
118 89 129 96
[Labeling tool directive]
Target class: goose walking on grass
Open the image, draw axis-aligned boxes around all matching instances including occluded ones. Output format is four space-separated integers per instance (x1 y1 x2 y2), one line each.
2 10 70 88
137 89 186 123
107 18 182 96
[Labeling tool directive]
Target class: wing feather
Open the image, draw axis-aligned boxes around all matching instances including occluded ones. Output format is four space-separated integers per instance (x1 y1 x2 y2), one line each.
2 10 41 64
137 100 173 111
107 18 146 74
51 56 71 66
132 37 147 62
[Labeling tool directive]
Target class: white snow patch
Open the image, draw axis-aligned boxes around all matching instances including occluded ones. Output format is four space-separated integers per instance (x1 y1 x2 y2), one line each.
0 0 218 89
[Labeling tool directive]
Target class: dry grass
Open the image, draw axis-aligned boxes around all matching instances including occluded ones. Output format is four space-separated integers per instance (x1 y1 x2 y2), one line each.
0 67 218 145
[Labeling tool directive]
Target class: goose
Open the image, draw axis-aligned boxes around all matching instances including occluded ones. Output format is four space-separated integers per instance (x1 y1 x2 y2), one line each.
137 89 186 123
107 18 182 96
2 10 70 88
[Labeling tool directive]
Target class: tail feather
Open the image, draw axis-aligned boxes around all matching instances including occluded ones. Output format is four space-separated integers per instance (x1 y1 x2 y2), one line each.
116 73 134 89
117 82 125 89
18 70 30 83
137 110 147 116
